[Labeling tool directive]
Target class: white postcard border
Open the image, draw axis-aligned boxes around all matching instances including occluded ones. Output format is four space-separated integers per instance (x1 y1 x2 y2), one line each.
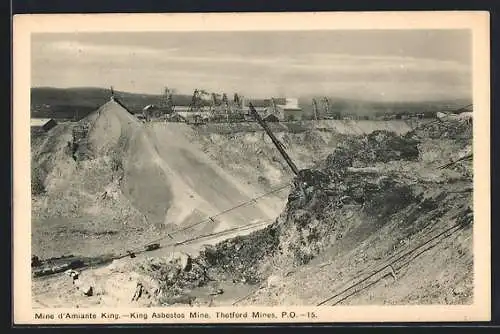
13 11 491 324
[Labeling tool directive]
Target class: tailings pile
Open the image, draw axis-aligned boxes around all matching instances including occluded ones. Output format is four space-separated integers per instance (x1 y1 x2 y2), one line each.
31 100 174 259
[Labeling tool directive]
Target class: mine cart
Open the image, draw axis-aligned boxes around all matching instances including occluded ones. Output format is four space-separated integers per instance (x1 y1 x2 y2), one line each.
145 243 160 251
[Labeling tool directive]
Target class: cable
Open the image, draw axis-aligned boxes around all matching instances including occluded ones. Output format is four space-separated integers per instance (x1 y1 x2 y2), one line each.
316 218 470 306
33 181 293 277
80 181 292 265
329 225 464 306
170 220 271 247
127 182 292 250
232 216 466 306
438 153 473 169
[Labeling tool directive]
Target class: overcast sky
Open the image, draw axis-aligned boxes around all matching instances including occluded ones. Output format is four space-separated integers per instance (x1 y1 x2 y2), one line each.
31 30 471 101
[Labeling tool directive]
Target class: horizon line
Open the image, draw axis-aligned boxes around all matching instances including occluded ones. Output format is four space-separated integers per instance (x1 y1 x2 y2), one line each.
30 85 472 104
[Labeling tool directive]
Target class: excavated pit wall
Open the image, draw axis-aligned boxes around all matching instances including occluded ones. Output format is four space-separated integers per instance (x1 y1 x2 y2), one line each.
31 113 423 261
194 119 417 135
33 115 471 307
182 119 419 192
137 120 473 306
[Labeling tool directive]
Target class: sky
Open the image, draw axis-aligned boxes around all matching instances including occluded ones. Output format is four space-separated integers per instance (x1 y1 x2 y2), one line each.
31 30 472 102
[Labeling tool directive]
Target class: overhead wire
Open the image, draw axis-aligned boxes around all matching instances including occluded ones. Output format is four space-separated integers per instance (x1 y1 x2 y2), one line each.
315 218 471 306
79 181 293 264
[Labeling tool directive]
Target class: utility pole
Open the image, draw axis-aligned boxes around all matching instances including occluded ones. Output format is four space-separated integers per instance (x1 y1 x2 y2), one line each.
271 98 278 115
222 93 231 122
322 97 330 119
190 89 202 113
162 87 174 114
210 93 220 120
312 98 319 120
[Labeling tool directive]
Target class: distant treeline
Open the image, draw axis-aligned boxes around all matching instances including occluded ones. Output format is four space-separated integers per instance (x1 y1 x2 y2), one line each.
298 98 470 120
31 87 193 119
31 87 470 121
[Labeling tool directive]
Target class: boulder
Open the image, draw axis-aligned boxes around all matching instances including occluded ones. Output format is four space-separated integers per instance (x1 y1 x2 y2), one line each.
170 252 193 272
31 255 42 267
266 274 282 288
65 269 80 280
208 287 224 296
325 148 353 171
74 278 94 296
297 169 331 189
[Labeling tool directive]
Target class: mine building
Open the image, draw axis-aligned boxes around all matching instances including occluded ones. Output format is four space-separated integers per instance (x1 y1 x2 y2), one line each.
175 111 212 121
173 106 192 113
275 98 303 121
167 112 187 122
240 97 302 122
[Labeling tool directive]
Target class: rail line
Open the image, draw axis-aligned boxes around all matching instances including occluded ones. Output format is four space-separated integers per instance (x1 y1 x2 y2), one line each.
130 182 290 246
32 181 292 277
169 220 272 247
232 213 471 306
315 218 471 306
100 181 291 261
35 97 474 302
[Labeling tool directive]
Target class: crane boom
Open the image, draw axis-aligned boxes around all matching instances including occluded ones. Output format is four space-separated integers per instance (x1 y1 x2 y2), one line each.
248 103 300 176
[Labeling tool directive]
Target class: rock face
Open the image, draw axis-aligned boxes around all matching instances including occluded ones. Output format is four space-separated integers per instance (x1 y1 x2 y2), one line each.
86 117 470 308
164 129 432 285
407 118 472 140
324 130 420 168
135 255 210 305
170 252 192 272
31 117 473 307
142 122 472 305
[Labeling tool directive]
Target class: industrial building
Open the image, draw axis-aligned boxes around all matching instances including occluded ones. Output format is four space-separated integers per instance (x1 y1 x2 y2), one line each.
241 97 303 122
276 98 303 121
142 87 304 123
